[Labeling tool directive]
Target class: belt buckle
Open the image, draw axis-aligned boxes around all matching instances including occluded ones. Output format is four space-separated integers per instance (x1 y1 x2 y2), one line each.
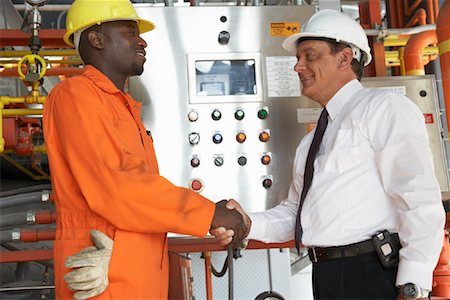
310 247 318 263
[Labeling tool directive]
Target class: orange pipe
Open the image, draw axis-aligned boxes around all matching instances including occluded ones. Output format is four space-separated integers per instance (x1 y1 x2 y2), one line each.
203 252 213 300
20 228 55 242
404 0 423 16
397 0 406 27
404 30 437 75
0 249 53 263
437 0 450 136
434 0 439 21
35 210 57 224
426 0 436 24
388 0 399 28
0 67 84 77
405 8 428 27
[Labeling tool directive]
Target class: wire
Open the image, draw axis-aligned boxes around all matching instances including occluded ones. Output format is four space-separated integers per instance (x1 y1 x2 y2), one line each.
209 246 236 300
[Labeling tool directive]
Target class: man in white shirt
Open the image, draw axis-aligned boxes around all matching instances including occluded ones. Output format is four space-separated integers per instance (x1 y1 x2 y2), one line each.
213 9 445 300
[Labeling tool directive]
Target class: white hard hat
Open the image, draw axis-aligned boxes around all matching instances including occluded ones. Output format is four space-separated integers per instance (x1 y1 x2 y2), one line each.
282 9 372 66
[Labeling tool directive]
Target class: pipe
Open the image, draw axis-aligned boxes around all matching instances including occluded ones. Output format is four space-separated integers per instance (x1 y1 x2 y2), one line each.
1 58 83 65
0 191 48 209
404 0 422 17
397 0 406 28
404 30 437 75
0 49 78 57
405 8 427 27
0 210 56 227
0 249 53 263
0 228 56 243
427 0 435 24
0 184 52 197
364 24 436 38
388 0 399 28
437 0 450 138
0 67 84 77
203 252 213 300
2 109 43 116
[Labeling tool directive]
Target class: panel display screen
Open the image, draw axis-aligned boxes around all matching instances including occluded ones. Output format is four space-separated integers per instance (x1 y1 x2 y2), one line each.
188 53 262 104
194 60 257 96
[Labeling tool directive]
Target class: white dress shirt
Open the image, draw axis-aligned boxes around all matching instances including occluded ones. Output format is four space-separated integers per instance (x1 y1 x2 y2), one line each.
247 79 445 290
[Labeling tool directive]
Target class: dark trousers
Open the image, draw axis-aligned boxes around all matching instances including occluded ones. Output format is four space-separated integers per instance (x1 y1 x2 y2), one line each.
312 252 398 300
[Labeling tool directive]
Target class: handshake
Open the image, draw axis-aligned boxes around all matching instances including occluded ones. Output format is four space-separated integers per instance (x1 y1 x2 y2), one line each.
64 199 251 300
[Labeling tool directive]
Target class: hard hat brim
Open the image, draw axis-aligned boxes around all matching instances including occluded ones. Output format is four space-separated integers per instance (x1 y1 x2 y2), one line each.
63 17 155 47
282 32 372 66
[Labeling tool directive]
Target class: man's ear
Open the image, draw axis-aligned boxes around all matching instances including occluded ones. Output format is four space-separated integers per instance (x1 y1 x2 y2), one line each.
338 47 353 69
87 30 104 50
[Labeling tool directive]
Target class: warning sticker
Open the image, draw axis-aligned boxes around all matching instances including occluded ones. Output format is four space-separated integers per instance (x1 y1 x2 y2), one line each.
424 113 434 124
270 22 300 36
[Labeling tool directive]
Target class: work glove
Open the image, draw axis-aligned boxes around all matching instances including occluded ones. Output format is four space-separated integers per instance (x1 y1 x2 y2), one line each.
64 230 113 300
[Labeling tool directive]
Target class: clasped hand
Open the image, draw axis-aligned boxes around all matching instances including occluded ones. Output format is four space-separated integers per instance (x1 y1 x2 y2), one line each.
209 199 251 249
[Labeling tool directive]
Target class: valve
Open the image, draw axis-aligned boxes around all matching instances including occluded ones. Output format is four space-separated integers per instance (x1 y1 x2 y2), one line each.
17 54 47 82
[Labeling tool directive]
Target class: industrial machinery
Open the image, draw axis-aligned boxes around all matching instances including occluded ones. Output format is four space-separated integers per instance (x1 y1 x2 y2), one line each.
2 0 450 299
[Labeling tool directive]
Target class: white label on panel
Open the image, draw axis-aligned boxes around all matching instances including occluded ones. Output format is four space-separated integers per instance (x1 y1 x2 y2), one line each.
372 86 407 95
297 108 322 123
266 56 301 97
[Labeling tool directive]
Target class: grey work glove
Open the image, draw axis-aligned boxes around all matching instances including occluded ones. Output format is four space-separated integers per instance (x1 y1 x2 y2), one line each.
64 230 113 300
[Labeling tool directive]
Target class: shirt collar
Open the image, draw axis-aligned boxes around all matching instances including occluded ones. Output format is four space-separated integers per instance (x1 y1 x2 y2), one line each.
82 65 122 94
325 79 363 122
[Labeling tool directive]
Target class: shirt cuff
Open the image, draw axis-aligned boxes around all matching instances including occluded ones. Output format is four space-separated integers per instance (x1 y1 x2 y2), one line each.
396 259 435 290
246 212 269 243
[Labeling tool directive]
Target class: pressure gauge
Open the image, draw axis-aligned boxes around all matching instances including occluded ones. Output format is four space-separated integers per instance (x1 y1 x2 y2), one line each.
25 0 47 5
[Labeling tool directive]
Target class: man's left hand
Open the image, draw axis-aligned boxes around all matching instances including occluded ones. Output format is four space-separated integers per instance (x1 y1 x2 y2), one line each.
64 230 113 300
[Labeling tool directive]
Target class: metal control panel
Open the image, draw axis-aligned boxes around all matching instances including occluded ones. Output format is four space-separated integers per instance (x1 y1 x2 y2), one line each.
131 6 316 213
362 75 449 193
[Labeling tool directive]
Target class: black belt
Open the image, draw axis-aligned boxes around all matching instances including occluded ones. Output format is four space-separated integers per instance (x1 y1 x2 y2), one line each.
308 238 376 263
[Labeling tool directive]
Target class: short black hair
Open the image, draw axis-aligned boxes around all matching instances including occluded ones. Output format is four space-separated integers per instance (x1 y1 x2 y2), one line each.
297 37 364 80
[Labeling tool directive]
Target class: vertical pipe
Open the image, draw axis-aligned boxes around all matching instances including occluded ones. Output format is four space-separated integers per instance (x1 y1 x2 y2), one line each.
427 0 436 23
388 0 399 28
437 0 450 137
203 252 213 300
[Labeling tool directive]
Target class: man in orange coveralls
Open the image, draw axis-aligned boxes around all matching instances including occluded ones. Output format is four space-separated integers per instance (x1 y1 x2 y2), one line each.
43 0 248 299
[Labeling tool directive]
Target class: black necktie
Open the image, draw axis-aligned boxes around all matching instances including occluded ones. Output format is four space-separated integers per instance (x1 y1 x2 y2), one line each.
295 108 329 251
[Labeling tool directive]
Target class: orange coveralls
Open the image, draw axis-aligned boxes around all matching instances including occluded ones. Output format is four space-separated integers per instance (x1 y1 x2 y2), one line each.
43 65 215 299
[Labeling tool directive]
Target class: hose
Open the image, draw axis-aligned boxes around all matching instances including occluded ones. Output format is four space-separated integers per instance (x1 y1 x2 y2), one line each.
0 192 44 209
254 291 285 300
0 184 51 197
0 212 28 227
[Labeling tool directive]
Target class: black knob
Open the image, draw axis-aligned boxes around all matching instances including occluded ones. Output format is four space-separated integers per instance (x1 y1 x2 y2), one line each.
214 156 224 167
235 109 245 120
211 109 222 121
262 178 272 189
190 157 200 168
237 156 247 166
218 31 230 45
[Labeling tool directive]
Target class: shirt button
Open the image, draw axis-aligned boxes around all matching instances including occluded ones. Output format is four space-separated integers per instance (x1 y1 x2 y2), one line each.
134 105 137 109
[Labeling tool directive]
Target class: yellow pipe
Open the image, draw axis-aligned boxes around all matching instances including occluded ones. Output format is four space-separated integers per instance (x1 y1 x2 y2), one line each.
1 81 46 152
1 59 84 65
399 47 406 75
384 38 410 47
0 49 79 58
2 109 43 116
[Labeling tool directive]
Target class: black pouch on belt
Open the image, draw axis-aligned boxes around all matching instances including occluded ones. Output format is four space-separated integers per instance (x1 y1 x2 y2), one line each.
371 230 400 269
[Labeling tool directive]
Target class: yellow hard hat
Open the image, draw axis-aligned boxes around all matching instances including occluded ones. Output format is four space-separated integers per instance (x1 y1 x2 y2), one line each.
64 0 155 47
